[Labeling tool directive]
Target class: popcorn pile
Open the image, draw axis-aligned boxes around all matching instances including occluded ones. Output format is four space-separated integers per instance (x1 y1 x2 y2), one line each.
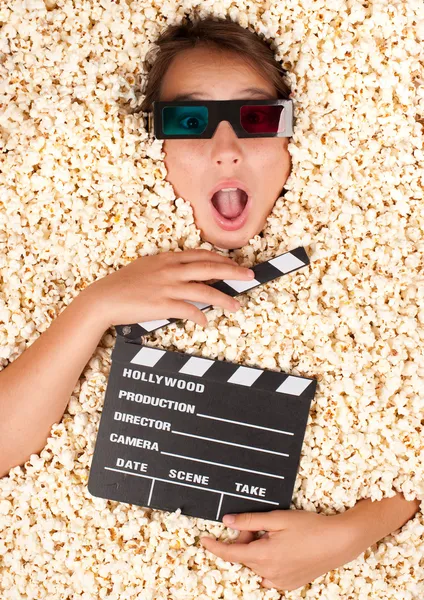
1 0 423 598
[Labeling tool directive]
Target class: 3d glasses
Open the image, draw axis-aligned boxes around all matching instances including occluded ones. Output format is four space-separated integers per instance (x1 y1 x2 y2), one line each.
146 99 294 139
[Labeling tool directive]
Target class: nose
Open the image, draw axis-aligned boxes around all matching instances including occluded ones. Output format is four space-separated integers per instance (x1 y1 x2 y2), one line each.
210 120 242 164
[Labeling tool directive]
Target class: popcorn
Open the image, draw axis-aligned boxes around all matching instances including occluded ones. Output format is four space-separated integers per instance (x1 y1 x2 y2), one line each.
0 0 423 598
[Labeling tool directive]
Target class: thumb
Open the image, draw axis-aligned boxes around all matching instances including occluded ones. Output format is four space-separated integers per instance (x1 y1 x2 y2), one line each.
222 510 288 532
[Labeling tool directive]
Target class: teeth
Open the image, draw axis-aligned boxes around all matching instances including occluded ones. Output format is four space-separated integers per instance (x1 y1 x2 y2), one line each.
220 187 238 192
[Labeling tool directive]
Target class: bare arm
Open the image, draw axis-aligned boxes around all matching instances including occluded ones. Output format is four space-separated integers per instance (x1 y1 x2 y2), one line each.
0 286 108 478
344 491 421 546
0 250 254 479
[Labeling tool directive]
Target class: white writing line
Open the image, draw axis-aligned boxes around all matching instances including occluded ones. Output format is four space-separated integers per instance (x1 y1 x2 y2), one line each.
197 413 294 436
172 430 289 457
161 451 285 480
147 478 155 506
216 493 224 521
104 467 279 505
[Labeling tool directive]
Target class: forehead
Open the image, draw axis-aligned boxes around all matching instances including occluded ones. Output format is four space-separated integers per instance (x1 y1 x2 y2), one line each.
159 45 276 101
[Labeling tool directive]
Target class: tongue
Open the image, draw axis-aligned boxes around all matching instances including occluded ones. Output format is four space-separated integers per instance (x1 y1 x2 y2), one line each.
213 189 246 219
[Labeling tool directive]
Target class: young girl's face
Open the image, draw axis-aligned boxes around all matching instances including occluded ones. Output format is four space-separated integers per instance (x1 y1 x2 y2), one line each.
160 45 292 250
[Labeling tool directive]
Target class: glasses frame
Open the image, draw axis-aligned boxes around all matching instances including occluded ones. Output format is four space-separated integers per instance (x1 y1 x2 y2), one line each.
145 99 294 139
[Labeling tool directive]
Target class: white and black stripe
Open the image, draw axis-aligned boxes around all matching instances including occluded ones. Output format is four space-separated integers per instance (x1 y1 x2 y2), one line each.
116 337 316 399
116 246 310 340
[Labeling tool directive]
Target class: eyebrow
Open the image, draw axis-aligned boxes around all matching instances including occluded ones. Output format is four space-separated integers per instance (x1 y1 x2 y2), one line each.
170 87 277 101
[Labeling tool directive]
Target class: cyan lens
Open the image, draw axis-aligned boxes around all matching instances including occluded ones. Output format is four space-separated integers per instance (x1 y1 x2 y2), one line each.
162 105 208 136
240 105 285 134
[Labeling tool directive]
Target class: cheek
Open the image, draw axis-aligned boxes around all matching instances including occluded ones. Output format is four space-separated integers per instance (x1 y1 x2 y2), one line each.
163 141 204 176
269 145 291 180
163 142 208 206
252 139 288 166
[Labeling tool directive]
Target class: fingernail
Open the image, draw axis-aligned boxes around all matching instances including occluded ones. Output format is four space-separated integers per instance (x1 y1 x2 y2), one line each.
248 270 255 277
223 514 236 524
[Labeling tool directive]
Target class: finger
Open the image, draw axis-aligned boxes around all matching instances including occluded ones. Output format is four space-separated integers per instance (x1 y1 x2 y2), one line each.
222 510 289 532
199 536 253 565
261 578 275 589
175 262 254 283
172 249 240 266
235 531 256 544
164 299 209 328
169 282 240 312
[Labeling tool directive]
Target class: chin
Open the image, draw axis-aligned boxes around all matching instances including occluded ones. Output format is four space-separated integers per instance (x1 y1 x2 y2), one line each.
214 240 243 251
201 227 258 251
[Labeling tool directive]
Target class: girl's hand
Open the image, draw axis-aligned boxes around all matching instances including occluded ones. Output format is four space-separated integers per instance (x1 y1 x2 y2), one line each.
199 509 364 592
85 249 254 330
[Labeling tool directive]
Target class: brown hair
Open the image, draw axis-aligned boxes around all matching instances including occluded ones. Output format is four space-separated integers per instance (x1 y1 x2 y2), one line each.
123 12 292 116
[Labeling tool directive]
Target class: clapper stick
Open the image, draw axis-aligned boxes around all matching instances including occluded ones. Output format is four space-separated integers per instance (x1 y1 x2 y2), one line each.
115 246 310 340
88 246 316 522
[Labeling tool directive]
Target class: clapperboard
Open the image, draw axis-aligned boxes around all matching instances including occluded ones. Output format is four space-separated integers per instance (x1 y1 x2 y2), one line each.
88 247 317 522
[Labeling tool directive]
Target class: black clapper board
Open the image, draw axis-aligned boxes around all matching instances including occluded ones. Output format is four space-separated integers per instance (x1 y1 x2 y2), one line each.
88 247 317 522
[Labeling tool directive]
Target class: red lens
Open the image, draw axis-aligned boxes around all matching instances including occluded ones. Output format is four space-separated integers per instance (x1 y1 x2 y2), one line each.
240 104 285 134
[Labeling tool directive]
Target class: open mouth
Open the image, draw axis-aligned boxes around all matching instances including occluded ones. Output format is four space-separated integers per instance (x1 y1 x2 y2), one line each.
210 188 251 231
211 188 248 219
